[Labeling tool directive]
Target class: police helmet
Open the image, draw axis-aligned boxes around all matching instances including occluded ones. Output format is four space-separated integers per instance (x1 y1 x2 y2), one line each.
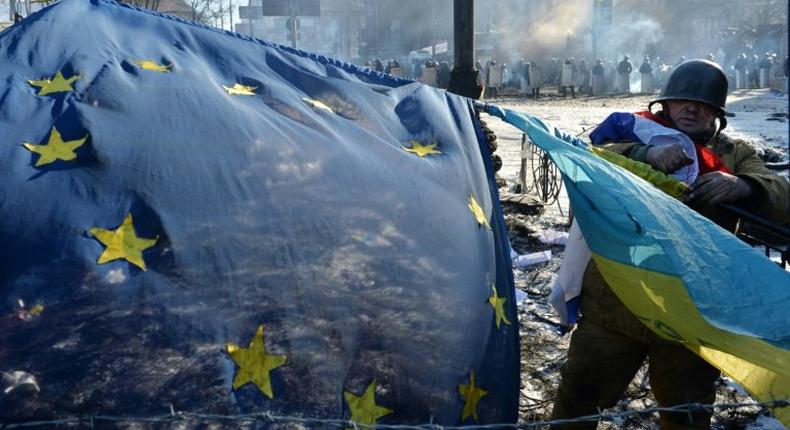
650 59 728 114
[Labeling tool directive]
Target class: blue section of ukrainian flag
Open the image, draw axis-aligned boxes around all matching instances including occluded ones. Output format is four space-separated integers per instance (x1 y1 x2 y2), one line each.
0 0 518 424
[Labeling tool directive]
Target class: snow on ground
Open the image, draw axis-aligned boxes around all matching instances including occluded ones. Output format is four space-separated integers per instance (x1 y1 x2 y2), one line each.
482 88 789 429
727 89 790 158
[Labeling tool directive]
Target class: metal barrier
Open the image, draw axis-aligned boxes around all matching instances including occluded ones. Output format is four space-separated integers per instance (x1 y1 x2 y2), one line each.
519 133 563 207
725 203 790 269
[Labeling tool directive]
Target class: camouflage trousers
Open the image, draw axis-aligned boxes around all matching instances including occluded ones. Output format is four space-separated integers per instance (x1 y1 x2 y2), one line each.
550 320 720 430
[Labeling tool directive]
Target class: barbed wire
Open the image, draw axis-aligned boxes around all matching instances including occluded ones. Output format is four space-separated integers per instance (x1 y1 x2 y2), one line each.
1 399 787 429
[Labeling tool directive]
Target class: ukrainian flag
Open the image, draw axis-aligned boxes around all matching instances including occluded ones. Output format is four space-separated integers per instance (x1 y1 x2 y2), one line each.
485 104 790 426
0 0 518 425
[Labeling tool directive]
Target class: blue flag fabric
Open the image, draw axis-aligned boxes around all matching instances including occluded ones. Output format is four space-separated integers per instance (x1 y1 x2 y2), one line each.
0 0 518 424
589 112 640 145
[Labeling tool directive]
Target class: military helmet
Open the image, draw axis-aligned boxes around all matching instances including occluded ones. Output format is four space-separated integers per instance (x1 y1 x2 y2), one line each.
650 59 728 114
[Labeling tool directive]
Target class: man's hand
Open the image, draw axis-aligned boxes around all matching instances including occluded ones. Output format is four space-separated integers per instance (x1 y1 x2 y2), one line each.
645 143 694 173
687 171 753 205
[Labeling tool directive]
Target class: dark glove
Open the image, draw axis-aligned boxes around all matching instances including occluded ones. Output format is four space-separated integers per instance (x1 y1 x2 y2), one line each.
476 116 502 172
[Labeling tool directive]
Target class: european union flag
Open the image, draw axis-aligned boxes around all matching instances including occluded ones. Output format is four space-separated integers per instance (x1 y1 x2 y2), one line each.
0 0 518 425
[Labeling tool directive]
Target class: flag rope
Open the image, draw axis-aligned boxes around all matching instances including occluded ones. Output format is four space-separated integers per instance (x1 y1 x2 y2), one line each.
2 400 787 429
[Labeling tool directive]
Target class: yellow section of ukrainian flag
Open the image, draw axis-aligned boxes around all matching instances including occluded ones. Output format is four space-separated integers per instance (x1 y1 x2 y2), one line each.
593 254 790 426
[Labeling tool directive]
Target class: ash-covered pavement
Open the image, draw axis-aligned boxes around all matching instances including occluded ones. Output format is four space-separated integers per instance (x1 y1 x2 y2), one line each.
482 89 789 429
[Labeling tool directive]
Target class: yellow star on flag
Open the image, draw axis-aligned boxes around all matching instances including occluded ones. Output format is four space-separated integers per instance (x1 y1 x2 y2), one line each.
301 97 334 113
468 195 491 230
458 371 488 421
223 83 257 96
344 380 393 429
132 59 172 73
488 283 511 329
28 71 81 96
403 141 441 157
226 325 287 398
22 127 87 167
88 214 158 271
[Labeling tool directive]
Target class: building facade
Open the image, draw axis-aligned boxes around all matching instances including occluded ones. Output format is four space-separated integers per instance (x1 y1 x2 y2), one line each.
233 0 787 66
236 0 452 63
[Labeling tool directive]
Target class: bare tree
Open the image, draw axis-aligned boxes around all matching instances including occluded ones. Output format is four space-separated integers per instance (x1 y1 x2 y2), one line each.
751 0 788 25
191 0 233 29
118 0 233 28
121 0 162 11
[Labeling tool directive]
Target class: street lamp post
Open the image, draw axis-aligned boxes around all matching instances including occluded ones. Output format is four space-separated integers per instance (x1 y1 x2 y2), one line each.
448 0 484 99
592 0 599 61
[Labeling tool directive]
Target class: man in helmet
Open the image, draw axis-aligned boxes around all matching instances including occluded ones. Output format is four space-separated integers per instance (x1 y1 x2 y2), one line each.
591 59 605 95
749 54 760 88
559 58 576 98
421 59 438 87
734 53 748 90
758 53 773 88
550 59 789 430
528 61 543 99
639 55 653 93
617 55 633 94
485 59 501 99
576 58 589 94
